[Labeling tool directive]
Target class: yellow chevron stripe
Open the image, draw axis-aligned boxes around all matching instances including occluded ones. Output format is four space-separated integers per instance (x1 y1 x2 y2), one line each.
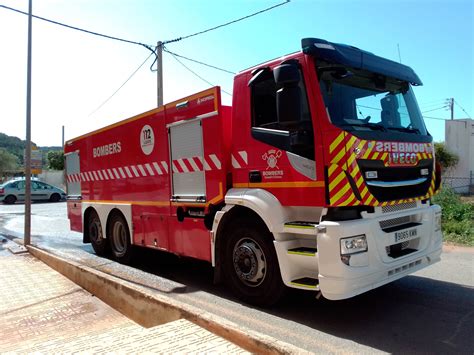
329 171 346 190
331 183 351 203
345 136 357 151
360 186 369 198
332 148 346 164
339 194 356 206
330 132 345 153
328 164 338 175
365 194 374 205
372 152 380 159
362 142 374 159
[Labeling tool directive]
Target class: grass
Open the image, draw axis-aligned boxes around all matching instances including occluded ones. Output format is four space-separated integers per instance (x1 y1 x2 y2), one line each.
433 187 474 247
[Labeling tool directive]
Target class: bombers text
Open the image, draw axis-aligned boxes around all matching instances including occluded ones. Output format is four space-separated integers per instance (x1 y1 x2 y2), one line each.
93 142 121 158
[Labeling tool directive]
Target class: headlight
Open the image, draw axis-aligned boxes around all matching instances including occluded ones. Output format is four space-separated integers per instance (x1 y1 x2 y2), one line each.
340 235 368 255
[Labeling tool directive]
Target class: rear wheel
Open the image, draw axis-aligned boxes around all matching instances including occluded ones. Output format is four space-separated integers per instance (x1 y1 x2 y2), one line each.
108 213 133 264
49 193 60 202
88 210 108 256
223 218 285 306
3 195 16 205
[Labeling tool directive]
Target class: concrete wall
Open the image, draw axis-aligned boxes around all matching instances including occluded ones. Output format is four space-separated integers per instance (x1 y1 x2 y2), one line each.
445 119 474 193
38 170 65 190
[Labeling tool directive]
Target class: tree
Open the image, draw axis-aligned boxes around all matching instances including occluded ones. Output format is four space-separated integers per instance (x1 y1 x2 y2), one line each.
0 148 18 174
47 150 64 170
434 142 458 172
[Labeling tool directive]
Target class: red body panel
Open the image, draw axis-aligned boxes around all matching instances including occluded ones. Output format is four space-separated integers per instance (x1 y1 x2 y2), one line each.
65 88 230 262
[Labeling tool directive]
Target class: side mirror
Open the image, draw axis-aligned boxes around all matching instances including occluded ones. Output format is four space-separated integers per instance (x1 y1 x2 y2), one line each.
274 63 301 125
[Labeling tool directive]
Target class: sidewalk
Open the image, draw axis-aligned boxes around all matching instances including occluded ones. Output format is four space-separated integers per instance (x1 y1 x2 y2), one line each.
0 238 247 353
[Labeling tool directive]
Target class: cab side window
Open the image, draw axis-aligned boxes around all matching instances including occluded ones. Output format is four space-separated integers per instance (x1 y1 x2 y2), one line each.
249 63 314 160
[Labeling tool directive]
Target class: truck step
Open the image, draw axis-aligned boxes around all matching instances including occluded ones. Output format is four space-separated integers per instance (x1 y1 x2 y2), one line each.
287 247 317 256
284 221 319 229
283 221 319 236
290 277 319 290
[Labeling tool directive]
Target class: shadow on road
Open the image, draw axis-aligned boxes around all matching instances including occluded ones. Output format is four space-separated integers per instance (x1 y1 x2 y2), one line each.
130 247 474 354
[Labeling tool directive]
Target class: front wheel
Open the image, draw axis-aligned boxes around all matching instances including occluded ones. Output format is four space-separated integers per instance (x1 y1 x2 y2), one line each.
223 219 285 306
108 213 133 264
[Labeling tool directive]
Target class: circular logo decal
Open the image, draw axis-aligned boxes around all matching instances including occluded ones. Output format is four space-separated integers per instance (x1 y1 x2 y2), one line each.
140 125 154 155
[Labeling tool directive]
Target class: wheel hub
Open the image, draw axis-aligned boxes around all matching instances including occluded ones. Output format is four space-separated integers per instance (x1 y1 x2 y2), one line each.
233 239 266 287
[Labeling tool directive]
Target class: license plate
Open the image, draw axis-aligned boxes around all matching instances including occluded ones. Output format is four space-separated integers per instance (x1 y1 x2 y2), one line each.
394 228 418 243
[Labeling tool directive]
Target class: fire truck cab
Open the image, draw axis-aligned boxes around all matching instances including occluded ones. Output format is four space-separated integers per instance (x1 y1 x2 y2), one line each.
65 38 443 306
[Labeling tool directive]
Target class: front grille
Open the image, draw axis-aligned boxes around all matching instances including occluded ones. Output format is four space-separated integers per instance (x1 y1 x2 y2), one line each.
380 216 411 230
358 159 433 202
381 201 417 213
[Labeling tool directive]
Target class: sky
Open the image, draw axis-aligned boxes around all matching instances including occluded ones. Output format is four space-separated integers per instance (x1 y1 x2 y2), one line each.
0 0 472 146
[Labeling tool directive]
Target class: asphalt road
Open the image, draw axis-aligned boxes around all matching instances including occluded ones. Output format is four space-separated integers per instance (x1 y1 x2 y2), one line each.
1 202 473 354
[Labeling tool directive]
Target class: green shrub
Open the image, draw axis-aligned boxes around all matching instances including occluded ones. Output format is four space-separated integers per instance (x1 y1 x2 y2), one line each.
433 187 474 246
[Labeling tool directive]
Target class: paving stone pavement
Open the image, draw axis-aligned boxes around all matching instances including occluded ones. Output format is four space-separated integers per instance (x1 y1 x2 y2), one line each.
0 239 248 353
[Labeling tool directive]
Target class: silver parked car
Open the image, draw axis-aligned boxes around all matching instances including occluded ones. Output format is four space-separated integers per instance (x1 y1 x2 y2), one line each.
0 179 66 204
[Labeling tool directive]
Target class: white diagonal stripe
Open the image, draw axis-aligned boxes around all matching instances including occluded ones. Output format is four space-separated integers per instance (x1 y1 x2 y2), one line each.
124 167 133 178
200 156 211 171
80 173 85 181
152 162 163 175
232 155 241 169
107 169 115 179
178 159 189 173
145 163 155 176
162 161 168 173
172 161 179 173
97 170 104 180
92 171 99 181
188 157 200 172
131 166 140 177
239 151 248 164
113 168 121 179
102 170 109 180
87 172 94 181
118 168 126 179
209 154 221 169
138 164 147 176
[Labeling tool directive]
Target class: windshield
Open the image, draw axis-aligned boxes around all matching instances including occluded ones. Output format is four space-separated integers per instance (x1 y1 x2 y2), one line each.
318 66 428 137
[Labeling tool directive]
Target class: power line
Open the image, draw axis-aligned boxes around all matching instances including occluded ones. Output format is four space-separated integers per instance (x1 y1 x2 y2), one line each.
454 100 472 119
89 52 154 116
163 0 290 44
163 48 235 74
0 4 154 52
166 50 232 97
423 115 448 121
422 106 449 113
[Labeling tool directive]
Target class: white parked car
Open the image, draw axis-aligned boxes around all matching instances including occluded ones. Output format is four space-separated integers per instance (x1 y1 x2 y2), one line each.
0 178 66 204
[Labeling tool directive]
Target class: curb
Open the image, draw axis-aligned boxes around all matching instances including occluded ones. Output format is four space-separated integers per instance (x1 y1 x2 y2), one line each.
27 245 306 354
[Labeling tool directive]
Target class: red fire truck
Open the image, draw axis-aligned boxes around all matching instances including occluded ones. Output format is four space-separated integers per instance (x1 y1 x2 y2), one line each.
65 38 443 305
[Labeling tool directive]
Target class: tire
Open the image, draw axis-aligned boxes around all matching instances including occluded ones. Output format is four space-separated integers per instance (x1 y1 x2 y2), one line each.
3 195 16 205
108 213 133 264
49 193 60 203
88 210 108 256
223 218 285 306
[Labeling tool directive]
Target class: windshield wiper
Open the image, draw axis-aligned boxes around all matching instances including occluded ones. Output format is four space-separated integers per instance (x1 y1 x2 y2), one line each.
386 126 421 134
340 122 387 132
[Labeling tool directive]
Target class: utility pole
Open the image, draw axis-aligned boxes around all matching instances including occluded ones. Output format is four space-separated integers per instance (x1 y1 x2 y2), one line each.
62 125 65 148
156 41 163 107
450 97 454 120
24 0 33 246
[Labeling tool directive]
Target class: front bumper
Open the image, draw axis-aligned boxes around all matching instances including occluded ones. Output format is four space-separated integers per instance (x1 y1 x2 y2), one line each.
318 204 443 300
